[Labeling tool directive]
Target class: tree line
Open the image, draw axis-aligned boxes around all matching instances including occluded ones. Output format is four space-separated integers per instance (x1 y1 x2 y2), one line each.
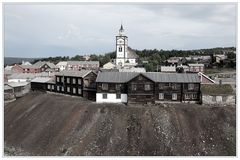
36 47 236 72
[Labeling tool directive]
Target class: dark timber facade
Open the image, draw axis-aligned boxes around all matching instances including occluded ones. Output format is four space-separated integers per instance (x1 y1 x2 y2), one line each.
96 72 201 104
45 70 97 100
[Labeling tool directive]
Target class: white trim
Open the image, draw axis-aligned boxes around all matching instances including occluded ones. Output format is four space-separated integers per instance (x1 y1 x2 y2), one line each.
198 72 215 84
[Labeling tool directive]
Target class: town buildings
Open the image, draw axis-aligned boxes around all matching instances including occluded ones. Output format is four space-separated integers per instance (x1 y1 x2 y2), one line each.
65 61 99 71
188 63 205 72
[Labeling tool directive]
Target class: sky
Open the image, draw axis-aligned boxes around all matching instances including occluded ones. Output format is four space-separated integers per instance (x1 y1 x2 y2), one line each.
4 4 237 58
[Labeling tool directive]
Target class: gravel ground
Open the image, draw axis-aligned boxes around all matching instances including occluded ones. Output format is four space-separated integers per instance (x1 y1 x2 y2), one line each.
4 92 236 156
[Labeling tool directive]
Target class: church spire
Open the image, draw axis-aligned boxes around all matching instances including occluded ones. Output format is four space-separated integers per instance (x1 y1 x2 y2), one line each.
119 23 124 35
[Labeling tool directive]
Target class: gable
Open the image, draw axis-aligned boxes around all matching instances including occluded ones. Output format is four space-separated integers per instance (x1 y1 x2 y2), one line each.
128 74 154 84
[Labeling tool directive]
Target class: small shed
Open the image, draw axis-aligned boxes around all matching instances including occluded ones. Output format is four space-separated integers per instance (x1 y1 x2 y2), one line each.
31 77 53 91
4 84 15 101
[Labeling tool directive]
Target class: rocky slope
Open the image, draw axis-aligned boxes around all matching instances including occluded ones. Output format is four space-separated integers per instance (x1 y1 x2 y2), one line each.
4 92 236 156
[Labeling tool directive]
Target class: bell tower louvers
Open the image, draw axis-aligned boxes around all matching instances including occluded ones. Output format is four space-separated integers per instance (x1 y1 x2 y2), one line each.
116 24 128 67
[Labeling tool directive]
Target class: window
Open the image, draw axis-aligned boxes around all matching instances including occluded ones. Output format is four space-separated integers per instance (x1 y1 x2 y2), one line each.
102 83 108 90
172 93 177 100
73 88 76 94
159 93 164 100
78 88 82 94
67 87 70 92
119 46 122 52
172 84 177 90
57 86 60 91
188 84 194 90
67 78 70 83
165 83 171 87
116 94 121 99
145 84 151 91
61 77 64 82
185 93 191 100
52 85 54 90
78 79 82 85
57 77 60 82
47 84 51 89
138 76 142 80
116 84 121 90
158 83 164 89
192 93 197 99
61 86 64 91
131 84 137 91
72 78 76 84
103 94 107 99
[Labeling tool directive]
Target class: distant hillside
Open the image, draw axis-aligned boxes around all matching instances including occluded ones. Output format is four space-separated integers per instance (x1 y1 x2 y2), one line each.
4 57 42 66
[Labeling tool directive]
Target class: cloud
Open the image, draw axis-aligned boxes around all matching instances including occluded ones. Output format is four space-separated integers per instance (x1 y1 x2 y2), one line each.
4 4 236 58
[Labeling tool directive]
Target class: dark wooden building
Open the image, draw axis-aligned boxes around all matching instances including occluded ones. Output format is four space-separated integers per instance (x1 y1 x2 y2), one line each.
96 72 201 104
48 70 97 100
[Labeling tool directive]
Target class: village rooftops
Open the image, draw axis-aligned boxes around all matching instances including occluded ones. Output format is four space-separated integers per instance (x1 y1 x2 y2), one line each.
31 77 53 83
55 70 96 78
67 61 99 66
34 61 57 68
96 72 201 83
188 63 205 67
7 82 29 87
56 61 68 66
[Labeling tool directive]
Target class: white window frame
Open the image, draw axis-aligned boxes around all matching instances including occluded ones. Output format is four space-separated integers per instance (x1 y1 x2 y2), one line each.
145 84 151 91
47 84 51 89
72 78 76 84
132 84 137 91
185 93 191 100
73 87 76 94
192 93 197 99
78 88 82 94
67 78 70 83
159 93 164 100
52 85 54 90
102 83 108 90
188 84 194 90
57 77 60 82
57 86 60 91
67 86 70 93
78 78 82 85
116 84 121 90
61 86 64 91
172 93 177 100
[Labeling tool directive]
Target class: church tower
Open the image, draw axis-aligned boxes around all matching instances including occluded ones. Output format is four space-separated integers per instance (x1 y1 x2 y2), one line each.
116 24 128 67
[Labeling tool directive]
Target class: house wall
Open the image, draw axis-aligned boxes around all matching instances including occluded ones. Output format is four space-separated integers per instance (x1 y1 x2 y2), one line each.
127 74 155 104
12 65 24 73
55 75 83 96
96 93 127 103
155 83 182 102
31 82 47 91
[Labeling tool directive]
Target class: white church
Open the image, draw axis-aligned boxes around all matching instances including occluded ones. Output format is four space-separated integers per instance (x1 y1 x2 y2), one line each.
114 24 139 67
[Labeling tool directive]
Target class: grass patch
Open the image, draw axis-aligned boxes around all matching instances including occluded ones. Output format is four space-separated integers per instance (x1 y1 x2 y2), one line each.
204 68 236 75
201 84 234 95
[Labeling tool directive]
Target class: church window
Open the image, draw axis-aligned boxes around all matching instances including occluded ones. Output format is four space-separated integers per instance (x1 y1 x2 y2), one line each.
119 46 122 52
